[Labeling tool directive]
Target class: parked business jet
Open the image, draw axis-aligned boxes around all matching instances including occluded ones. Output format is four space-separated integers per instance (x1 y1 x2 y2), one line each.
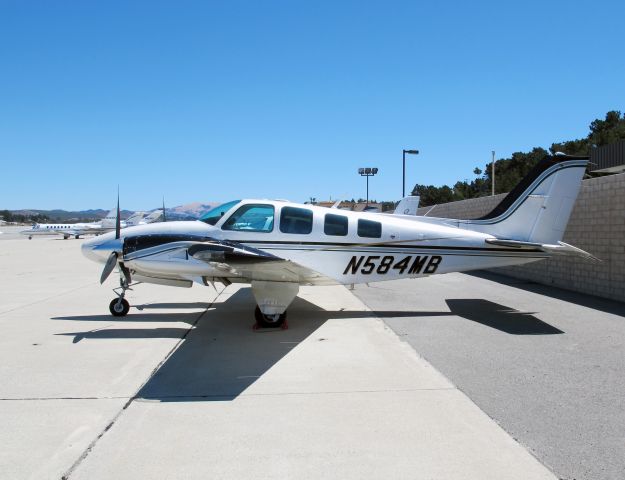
82 155 593 328
21 209 163 239
63 210 163 239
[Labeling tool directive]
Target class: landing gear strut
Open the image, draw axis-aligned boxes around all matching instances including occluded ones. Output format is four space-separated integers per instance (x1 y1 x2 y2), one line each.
109 277 132 317
253 305 288 330
250 280 298 331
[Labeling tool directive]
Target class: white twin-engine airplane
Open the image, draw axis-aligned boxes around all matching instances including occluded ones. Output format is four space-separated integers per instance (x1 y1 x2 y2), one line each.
83 155 594 328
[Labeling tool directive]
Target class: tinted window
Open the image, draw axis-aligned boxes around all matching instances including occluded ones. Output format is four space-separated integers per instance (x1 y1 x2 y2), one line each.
280 207 313 234
357 219 381 238
222 204 274 232
324 214 348 236
199 200 241 225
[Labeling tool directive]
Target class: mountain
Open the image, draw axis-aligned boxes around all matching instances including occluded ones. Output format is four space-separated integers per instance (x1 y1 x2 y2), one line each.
9 209 135 222
168 202 219 218
5 202 220 223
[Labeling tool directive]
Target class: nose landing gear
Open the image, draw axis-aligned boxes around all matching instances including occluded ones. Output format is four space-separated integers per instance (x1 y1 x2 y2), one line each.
109 277 133 317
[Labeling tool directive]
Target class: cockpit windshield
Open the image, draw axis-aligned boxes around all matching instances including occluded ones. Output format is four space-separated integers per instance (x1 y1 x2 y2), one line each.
199 200 241 225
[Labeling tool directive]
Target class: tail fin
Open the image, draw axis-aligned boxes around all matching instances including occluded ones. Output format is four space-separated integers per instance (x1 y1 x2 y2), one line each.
125 211 146 226
142 209 164 223
464 155 588 244
394 195 420 215
100 208 118 228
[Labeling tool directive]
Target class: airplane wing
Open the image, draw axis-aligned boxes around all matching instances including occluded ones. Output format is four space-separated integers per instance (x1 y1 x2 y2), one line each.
121 235 337 286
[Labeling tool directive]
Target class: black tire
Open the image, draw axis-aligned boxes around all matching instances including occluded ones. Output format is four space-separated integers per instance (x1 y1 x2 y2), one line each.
109 298 130 317
254 305 286 328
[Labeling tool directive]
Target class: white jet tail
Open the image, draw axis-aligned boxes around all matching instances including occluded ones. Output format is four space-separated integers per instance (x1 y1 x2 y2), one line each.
394 195 420 215
142 209 164 224
462 155 588 245
125 211 146 226
100 208 118 228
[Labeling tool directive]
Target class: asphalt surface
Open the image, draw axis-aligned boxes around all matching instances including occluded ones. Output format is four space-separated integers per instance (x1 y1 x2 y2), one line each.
353 272 625 480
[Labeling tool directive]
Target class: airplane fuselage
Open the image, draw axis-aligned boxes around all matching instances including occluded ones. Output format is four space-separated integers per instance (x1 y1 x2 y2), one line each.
83 199 547 286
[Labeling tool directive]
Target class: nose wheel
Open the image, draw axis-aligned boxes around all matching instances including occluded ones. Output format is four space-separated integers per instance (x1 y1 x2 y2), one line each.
108 276 133 317
109 298 130 316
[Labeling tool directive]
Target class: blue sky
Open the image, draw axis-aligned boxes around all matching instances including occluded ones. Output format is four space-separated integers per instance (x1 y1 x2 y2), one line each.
1 0 623 210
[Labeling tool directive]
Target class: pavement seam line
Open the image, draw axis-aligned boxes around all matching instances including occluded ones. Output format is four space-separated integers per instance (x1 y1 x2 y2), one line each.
0 396 131 401
59 290 223 480
134 387 457 400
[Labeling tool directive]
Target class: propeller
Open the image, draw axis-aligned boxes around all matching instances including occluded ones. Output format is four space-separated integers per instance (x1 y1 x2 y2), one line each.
162 196 167 222
100 252 118 284
101 187 123 284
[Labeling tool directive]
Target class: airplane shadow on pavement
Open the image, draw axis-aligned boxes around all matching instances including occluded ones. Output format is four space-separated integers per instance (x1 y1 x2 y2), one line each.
52 289 562 402
53 288 334 401
470 270 625 318
444 299 564 335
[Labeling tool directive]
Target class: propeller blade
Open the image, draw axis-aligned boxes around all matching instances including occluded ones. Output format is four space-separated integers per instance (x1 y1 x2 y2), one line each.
115 187 121 239
162 196 167 222
100 252 118 284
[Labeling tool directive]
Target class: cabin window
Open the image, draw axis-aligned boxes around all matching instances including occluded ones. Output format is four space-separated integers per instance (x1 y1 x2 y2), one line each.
357 219 381 238
280 207 313 234
324 214 348 236
199 200 241 225
221 204 274 232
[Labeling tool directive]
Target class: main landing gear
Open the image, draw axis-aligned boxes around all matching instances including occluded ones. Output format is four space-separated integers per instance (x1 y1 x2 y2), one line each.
109 277 132 317
251 280 298 331
254 306 288 330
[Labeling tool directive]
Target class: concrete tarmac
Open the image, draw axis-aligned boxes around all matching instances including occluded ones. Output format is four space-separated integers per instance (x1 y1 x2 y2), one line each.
353 272 625 480
1 234 559 479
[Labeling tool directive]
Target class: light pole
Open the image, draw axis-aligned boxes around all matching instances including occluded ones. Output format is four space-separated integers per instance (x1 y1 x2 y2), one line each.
358 167 378 206
402 149 419 197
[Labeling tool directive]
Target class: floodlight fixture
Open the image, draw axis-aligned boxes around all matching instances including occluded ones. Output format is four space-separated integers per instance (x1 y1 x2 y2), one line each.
358 166 379 206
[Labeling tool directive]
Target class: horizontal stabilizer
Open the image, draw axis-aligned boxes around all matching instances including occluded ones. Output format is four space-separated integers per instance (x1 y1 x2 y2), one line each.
485 238 599 261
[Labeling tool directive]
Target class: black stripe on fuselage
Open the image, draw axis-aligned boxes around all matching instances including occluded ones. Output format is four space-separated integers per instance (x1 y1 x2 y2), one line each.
237 240 543 253
256 248 547 260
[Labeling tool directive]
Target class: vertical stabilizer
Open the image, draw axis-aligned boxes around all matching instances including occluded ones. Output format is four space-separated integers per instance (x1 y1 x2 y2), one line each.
463 155 588 244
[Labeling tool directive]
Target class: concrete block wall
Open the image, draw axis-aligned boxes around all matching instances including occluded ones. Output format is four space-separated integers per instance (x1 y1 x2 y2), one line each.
415 173 625 303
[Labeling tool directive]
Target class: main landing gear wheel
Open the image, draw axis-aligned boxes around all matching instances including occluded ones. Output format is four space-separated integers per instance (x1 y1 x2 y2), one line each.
109 298 130 317
254 306 287 330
